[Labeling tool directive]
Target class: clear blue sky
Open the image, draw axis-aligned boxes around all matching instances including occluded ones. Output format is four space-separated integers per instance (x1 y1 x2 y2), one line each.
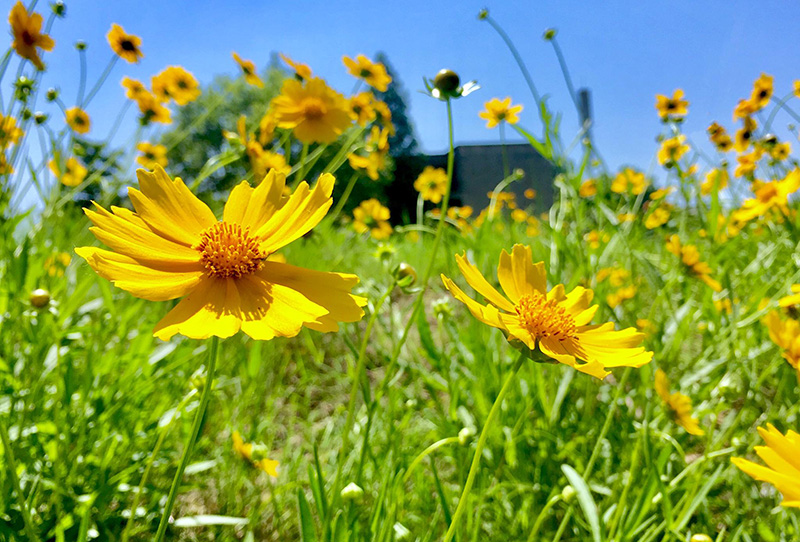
14 0 800 184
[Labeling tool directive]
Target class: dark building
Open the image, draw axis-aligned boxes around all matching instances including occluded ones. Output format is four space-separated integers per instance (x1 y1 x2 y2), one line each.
426 142 556 212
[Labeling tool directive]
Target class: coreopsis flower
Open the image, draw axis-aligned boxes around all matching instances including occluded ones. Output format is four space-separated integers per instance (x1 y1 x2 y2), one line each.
644 204 671 229
135 91 172 125
343 54 391 92
584 230 610 249
414 166 448 203
606 285 636 309
352 198 392 239
107 24 143 63
733 99 756 121
65 107 91 134
232 431 279 477
707 122 733 152
762 311 800 377
714 297 732 314
270 77 352 144
734 150 760 178
596 267 629 287
666 235 722 292
654 369 704 435
76 167 366 340
750 73 774 111
511 208 528 223
350 91 377 126
734 117 757 153
0 114 24 148
9 1 54 70
45 252 71 277
479 97 523 128
657 135 689 166
769 141 791 161
136 142 168 170
779 285 800 308
649 186 675 201
617 213 635 223
0 152 12 175
611 168 648 195
732 169 800 224
232 52 263 87
122 77 147 100
655 89 688 121
440 245 653 379
349 151 386 181
487 190 517 208
280 53 312 80
373 100 394 132
257 113 277 146
524 188 536 199
732 424 800 508
152 66 201 106
447 205 474 232
526 215 540 236
700 169 729 196
579 179 597 197
49 156 87 187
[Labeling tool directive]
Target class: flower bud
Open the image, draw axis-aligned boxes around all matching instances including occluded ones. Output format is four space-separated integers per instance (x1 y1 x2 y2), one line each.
543 28 557 41
393 523 411 540
341 482 364 503
75 40 87 51
395 262 417 287
46 88 59 101
51 2 66 17
21 108 32 120
433 69 460 94
458 426 475 445
477 8 489 20
30 288 51 308
34 112 48 125
561 484 576 503
690 535 713 542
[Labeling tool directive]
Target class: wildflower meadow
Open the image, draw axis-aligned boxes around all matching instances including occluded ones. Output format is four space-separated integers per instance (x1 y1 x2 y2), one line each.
1 3 799 541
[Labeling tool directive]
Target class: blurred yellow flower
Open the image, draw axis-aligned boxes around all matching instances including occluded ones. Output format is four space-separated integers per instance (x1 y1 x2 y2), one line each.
349 151 386 181
655 89 688 121
280 53 312 80
0 153 13 175
135 91 172 125
45 252 72 277
732 169 800 224
122 77 147 100
584 230 610 249
353 198 392 239
734 150 759 178
9 1 54 70
666 235 722 292
612 168 647 195
152 66 201 106
617 213 635 223
441 245 653 379
76 167 366 340
232 52 263 87
657 135 689 166
232 431 279 477
707 122 733 152
414 166 448 203
343 55 391 92
607 285 636 308
350 91 377 126
645 204 671 229
734 117 756 152
749 73 774 111
271 77 352 144
649 186 675 201
733 99 756 121
0 114 24 148
107 24 143 63
49 156 87 187
732 424 800 508
700 169 729 196
762 311 800 377
769 141 791 161
373 100 394 132
579 179 597 197
524 188 537 199
136 142 168 170
655 369 704 435
66 107 91 134
778 285 800 308
479 97 523 128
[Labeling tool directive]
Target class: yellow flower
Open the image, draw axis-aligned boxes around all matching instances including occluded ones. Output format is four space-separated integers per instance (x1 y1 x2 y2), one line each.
349 151 386 181
657 135 689 166
714 297 732 314
440 245 653 379
733 99 756 121
414 166 448 203
45 252 72 277
579 179 597 197
76 167 366 340
654 369 704 435
732 424 800 508
134 91 172 125
524 188 537 199
611 168 647 195
9 1 54 70
0 152 13 175
65 107 91 134
778 285 800 308
350 91 377 126
373 100 394 132
606 285 636 309
511 208 528 223
655 89 688 121
732 169 800 224
617 213 635 223
700 169 729 196
649 186 675 201
0 114 24 149
353 198 392 240
49 156 87 187
645 204 671 229
107 24 143 63
152 66 201 106
734 150 760 178
136 142 168 170
250 146 291 179
122 77 147 100
271 77 352 144
280 53 312 80
232 431 279 477
232 52 263 87
584 230 610 249
342 55 391 92
479 97 523 128
762 311 800 377
734 117 757 152
666 235 722 292
750 73 774 111
769 141 791 161
707 122 733 152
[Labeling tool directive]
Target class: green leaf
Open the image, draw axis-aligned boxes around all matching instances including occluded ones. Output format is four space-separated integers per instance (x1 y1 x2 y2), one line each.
173 515 248 527
297 489 317 542
561 464 603 542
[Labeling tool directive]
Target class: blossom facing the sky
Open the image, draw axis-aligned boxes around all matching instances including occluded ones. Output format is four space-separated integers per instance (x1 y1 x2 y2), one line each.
441 244 653 379
479 97 523 128
152 66 201 106
232 52 263 87
655 89 689 121
732 424 800 508
414 166 448 203
280 53 312 80
65 107 91 134
270 77 352 144
76 167 366 341
342 54 391 92
49 157 87 187
9 1 54 70
732 169 800 224
107 24 143 63
353 198 392 239
136 142 168 170
655 369 704 435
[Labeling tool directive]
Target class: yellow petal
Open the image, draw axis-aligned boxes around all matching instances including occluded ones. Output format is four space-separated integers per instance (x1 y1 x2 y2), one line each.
442 275 505 330
497 245 546 302
539 337 609 379
455 253 515 312
223 170 285 230
153 278 245 340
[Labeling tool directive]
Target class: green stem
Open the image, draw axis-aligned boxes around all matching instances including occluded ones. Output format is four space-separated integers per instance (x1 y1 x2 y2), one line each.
500 123 510 179
549 37 579 113
402 436 461 484
81 56 118 109
0 417 42 542
153 337 220 542
443 351 527 542
295 142 310 182
327 171 360 225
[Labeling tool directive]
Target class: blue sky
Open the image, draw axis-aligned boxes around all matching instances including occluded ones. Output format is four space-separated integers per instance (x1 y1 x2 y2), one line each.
11 0 800 186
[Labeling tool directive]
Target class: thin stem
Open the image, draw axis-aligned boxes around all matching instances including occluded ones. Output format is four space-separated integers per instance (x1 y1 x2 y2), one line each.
443 351 527 542
500 122 510 179
153 337 220 542
549 37 579 112
402 436 461 484
76 48 88 106
327 171 360 224
0 418 42 542
295 142 310 182
82 56 118 109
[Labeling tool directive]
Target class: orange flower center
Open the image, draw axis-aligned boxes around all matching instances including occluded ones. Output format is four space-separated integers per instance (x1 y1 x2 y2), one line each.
195 222 264 279
302 98 327 120
515 292 576 341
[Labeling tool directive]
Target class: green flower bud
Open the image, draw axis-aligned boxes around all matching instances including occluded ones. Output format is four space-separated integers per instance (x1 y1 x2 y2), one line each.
543 28 557 41
75 40 87 51
477 8 489 20
458 426 475 445
434 69 460 94
561 485 576 503
690 535 713 542
34 112 47 124
393 523 411 541
21 108 32 120
341 482 364 503
395 262 417 287
46 88 59 101
51 2 66 17
30 288 51 308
